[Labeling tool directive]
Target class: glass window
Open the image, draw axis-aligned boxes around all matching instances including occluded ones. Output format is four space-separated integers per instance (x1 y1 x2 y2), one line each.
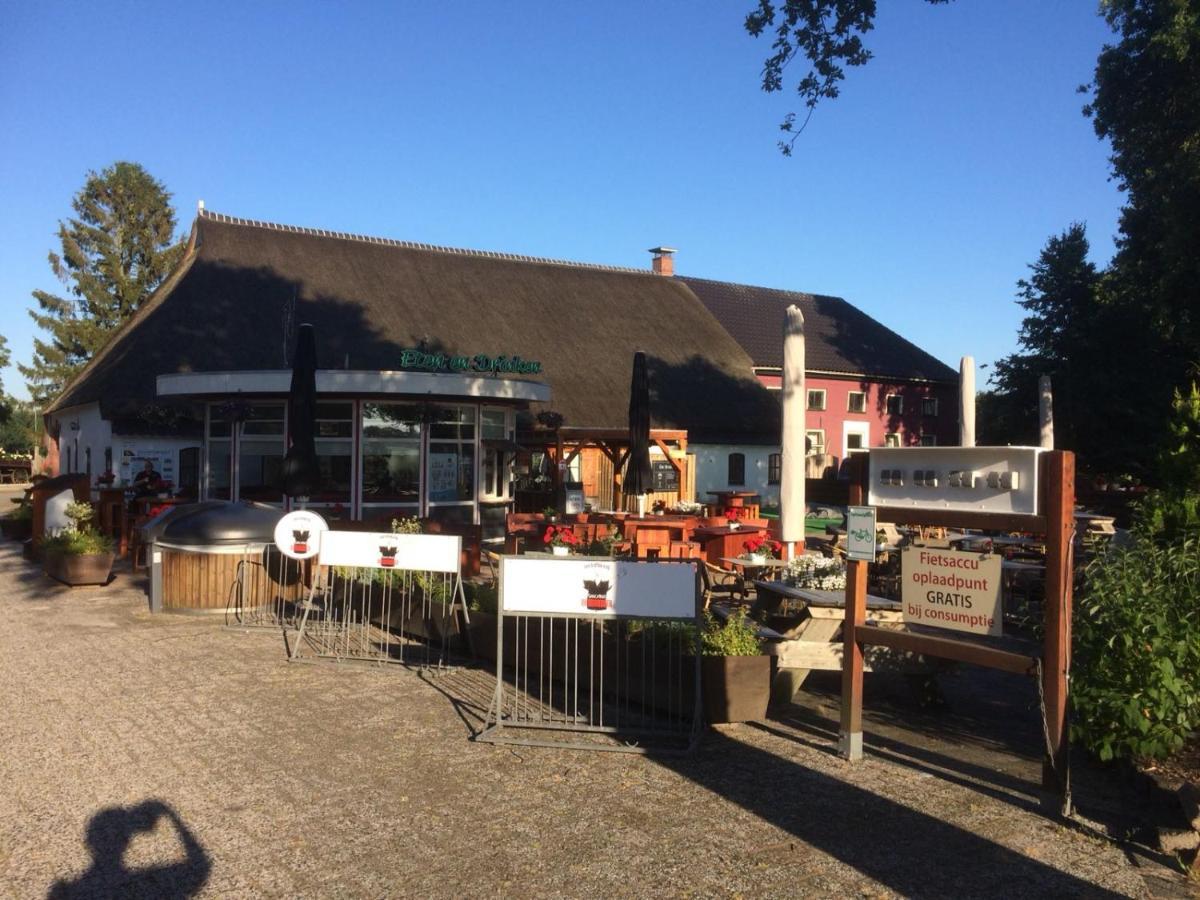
886 394 903 415
239 402 286 503
807 389 826 411
727 452 745 486
481 409 510 441
767 453 782 485
428 405 475 504
920 434 938 447
805 430 825 455
885 433 901 447
847 433 865 450
361 403 422 506
313 402 353 505
847 392 867 413
922 397 939 417
207 405 232 500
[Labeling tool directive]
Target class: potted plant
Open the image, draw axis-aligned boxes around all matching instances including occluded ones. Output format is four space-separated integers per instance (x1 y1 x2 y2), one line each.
725 510 741 531
41 501 115 586
784 554 847 591
652 499 667 516
544 524 580 556
699 609 770 723
741 534 781 565
542 505 559 524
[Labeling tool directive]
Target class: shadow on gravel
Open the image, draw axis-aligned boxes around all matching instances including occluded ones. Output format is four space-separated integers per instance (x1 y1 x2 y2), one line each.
658 729 1126 899
47 800 210 899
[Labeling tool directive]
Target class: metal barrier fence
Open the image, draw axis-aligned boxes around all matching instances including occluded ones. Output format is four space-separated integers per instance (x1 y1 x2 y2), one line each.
289 531 468 668
478 556 702 755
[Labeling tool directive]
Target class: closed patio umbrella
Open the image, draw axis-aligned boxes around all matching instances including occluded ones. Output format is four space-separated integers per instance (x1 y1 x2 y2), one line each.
281 323 321 501
1039 375 1055 449
780 305 806 554
959 356 976 447
626 351 653 515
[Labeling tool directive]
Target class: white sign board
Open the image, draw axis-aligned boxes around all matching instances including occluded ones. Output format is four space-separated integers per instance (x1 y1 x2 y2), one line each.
869 446 1045 515
317 530 461 573
273 510 329 560
845 506 877 562
501 557 697 619
901 546 1003 636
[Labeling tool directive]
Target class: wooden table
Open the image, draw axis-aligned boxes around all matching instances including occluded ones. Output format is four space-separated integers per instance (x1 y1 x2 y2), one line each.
719 556 788 580
692 524 766 565
747 581 910 702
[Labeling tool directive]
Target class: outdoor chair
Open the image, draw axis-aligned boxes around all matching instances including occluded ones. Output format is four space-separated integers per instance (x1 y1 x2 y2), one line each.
700 560 746 610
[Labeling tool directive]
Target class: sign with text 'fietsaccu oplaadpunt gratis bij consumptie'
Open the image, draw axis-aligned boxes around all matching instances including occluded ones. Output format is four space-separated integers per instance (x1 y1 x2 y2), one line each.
900 546 1003 636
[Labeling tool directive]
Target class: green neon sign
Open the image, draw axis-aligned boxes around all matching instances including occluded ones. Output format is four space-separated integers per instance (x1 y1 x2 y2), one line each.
399 348 543 375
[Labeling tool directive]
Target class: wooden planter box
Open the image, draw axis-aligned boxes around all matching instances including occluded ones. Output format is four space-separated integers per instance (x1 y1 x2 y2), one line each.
701 655 771 724
43 550 115 587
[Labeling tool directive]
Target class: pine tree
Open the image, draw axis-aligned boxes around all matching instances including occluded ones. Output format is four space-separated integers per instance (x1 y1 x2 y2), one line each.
19 162 183 405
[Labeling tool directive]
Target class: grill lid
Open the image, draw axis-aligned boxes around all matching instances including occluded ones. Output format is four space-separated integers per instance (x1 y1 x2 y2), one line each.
152 501 285 546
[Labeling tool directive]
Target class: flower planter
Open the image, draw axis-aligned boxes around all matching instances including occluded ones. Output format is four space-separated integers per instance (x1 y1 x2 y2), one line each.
701 655 771 723
43 550 115 587
551 545 570 557
747 553 766 565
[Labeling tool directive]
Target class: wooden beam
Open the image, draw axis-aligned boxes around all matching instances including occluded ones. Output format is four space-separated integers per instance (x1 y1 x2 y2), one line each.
873 506 1047 535
1041 450 1074 795
653 439 681 475
857 625 1039 676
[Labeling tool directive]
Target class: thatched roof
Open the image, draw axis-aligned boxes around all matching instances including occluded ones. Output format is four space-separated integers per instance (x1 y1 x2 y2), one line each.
682 277 957 383
50 211 781 442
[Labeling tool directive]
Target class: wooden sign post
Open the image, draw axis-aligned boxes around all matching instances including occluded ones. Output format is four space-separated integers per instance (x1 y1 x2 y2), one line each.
839 451 1074 802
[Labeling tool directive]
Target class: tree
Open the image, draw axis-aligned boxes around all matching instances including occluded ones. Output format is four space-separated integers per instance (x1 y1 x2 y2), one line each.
745 0 948 154
19 162 183 405
0 402 37 456
1085 0 1200 424
0 335 10 424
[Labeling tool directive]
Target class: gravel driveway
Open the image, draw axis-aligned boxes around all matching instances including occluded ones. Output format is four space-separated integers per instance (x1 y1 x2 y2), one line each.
0 543 1180 898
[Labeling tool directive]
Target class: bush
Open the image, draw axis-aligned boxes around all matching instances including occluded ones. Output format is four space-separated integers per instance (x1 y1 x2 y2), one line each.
41 528 114 556
1071 535 1200 761
700 609 763 657
1131 489 1200 544
465 581 498 615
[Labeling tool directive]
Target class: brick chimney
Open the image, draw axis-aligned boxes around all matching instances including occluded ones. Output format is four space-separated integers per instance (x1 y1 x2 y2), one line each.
648 246 676 276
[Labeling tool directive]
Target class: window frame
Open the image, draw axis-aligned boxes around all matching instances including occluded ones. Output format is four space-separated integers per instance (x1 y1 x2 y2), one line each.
920 434 938 447
806 389 827 411
847 391 867 414
767 452 782 485
884 433 901 448
921 397 939 417
727 452 746 487
885 394 903 416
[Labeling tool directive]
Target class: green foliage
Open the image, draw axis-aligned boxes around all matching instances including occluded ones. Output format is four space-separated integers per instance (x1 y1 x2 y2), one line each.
744 0 949 153
700 608 763 657
1072 535 1200 762
1131 491 1200 543
7 504 32 522
64 501 95 529
465 581 498 615
390 516 422 534
0 401 37 455
19 161 184 404
41 528 114 556
1131 385 1200 542
0 335 9 425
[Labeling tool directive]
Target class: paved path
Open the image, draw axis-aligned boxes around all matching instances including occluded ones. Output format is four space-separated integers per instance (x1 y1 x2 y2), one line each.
0 543 1172 898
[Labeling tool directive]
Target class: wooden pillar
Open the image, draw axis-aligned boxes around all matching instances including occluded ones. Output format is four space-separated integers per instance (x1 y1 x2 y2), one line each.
839 454 869 760
1041 450 1074 795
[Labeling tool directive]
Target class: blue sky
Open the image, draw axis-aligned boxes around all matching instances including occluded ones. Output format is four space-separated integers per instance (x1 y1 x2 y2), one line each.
0 1 1122 401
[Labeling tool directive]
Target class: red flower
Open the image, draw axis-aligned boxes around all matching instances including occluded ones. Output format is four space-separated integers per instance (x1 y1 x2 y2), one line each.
544 526 555 543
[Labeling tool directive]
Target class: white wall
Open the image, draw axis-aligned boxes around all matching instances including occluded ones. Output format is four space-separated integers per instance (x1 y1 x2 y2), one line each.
49 402 200 493
692 443 781 507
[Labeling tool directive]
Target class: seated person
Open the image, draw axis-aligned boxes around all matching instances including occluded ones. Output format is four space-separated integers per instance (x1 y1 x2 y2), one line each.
133 460 164 496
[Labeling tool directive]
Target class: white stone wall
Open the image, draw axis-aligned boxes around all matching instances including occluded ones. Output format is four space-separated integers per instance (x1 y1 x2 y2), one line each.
691 443 781 507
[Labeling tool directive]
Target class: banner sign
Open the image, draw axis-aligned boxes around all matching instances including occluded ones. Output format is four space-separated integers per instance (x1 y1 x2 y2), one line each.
901 546 1003 636
399 348 542 375
845 506 878 562
273 510 330 560
501 557 696 618
317 530 461 573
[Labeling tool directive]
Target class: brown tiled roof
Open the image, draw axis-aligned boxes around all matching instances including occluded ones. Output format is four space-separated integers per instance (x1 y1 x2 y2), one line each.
49 212 781 442
680 276 957 383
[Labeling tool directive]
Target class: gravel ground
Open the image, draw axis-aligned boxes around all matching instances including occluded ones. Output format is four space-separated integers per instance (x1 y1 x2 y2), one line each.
0 541 1186 899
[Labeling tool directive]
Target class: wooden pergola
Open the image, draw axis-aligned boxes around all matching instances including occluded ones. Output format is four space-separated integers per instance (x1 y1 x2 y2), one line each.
526 427 689 510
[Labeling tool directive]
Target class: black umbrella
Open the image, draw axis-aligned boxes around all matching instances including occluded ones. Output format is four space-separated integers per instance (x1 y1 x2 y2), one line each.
625 351 653 503
281 323 321 500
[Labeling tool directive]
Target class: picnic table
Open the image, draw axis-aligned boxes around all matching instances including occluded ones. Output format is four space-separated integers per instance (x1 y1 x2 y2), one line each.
719 556 788 580
743 581 913 702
